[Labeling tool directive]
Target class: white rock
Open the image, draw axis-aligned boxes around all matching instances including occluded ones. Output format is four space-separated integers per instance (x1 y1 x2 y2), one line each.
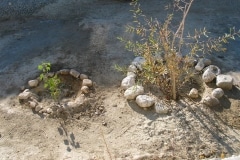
67 101 78 108
18 90 32 100
35 105 43 112
195 58 205 71
136 95 155 108
28 79 39 87
28 101 38 109
124 85 144 100
188 88 199 98
216 74 233 90
128 64 138 73
202 65 221 83
127 72 136 78
80 74 88 80
70 69 80 78
154 101 169 114
202 95 220 107
131 56 145 71
82 79 93 87
81 86 89 94
121 76 135 90
208 155 240 160
212 88 224 99
202 69 216 83
46 108 53 114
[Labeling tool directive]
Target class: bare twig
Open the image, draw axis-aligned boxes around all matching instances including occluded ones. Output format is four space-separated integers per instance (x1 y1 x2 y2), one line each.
100 127 113 160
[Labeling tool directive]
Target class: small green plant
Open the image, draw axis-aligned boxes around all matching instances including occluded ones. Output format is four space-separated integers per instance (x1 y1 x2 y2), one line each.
38 62 61 100
118 0 240 100
113 64 128 75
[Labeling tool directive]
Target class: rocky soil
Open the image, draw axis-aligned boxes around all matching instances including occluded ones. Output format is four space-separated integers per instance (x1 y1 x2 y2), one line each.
0 0 240 159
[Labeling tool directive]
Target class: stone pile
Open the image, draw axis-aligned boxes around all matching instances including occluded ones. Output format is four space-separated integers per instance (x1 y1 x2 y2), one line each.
189 58 234 107
18 68 94 118
122 56 235 110
121 56 169 114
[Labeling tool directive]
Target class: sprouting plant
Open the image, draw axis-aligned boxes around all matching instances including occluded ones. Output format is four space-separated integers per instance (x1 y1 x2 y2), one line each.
38 62 61 100
118 0 240 100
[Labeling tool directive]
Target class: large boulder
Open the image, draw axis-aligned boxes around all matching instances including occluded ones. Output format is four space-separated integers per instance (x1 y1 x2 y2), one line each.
136 95 155 108
124 85 144 100
216 74 233 90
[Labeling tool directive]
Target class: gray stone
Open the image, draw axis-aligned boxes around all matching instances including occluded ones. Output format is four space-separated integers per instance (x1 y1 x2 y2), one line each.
188 88 199 98
131 56 145 71
154 101 169 114
207 65 221 75
124 85 144 100
121 76 135 90
216 74 233 90
28 79 39 87
136 95 155 108
202 65 221 83
58 69 70 75
80 74 88 80
82 79 93 87
202 96 220 107
70 69 80 78
195 58 205 71
212 88 224 99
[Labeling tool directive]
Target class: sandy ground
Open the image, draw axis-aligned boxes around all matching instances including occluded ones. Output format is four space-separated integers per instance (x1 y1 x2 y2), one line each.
0 0 240 159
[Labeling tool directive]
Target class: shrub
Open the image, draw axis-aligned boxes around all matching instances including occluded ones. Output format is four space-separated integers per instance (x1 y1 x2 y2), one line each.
118 0 240 100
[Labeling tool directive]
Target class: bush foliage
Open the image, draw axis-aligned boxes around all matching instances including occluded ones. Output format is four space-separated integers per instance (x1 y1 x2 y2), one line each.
119 0 240 100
